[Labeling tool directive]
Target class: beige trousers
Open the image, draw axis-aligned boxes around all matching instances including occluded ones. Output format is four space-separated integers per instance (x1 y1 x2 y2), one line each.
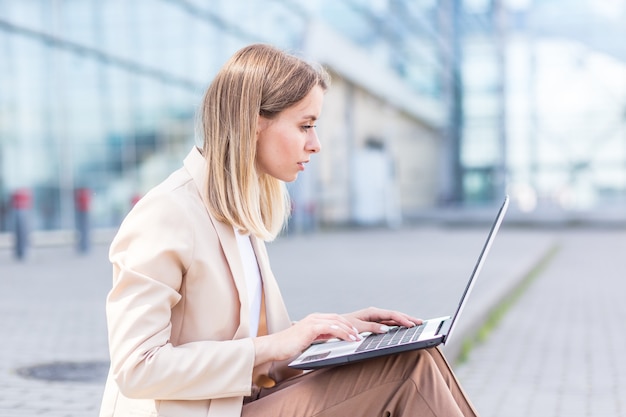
242 347 479 417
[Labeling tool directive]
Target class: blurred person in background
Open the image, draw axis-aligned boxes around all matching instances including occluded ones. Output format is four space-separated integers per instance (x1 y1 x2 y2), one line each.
99 43 479 417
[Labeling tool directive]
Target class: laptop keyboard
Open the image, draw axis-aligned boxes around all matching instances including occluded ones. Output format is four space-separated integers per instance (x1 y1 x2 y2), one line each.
355 324 425 353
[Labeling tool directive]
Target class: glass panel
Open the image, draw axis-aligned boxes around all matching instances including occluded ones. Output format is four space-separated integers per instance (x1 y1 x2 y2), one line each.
60 0 98 49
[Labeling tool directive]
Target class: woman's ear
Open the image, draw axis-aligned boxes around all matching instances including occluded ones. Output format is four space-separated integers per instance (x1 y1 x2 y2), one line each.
256 115 270 138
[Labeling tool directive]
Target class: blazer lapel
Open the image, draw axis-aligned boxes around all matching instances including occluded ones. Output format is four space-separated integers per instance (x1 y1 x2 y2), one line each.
250 236 292 334
251 236 304 383
184 147 250 339
209 218 251 339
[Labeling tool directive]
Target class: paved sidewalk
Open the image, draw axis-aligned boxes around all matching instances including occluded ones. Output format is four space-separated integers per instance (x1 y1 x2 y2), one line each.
0 246 110 416
0 224 568 416
455 229 626 417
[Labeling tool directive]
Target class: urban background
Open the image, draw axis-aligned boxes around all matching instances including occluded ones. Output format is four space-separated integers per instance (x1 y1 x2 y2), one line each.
1 0 626 239
2 2 626 416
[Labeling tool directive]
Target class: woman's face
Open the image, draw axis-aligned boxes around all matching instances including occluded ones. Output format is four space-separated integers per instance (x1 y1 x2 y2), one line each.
255 86 324 182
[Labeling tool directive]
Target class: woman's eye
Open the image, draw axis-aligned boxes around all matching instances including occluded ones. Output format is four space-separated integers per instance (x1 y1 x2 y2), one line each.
302 124 317 131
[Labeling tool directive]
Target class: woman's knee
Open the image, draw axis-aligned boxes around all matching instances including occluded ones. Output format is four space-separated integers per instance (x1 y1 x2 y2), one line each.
393 348 446 387
359 348 440 385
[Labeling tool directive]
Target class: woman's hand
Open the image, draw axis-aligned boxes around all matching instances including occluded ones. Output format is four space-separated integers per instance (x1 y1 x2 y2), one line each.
252 312 361 365
342 307 422 334
252 308 422 366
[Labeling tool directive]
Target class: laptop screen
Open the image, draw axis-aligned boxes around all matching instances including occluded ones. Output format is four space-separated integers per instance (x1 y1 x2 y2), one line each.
442 195 510 344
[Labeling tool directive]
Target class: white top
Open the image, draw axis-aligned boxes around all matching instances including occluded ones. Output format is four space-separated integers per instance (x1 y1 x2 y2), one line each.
233 228 262 337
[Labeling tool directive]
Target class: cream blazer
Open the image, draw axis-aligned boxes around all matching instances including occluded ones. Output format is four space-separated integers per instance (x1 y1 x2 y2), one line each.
99 147 300 417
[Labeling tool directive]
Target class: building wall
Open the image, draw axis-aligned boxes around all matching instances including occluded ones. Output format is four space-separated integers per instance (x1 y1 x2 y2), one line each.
314 71 441 227
0 1 447 234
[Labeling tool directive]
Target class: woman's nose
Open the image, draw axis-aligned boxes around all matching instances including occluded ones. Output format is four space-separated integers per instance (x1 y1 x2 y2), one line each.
307 130 321 153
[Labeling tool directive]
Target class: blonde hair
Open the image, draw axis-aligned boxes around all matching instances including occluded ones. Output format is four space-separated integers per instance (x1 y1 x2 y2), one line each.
199 44 330 241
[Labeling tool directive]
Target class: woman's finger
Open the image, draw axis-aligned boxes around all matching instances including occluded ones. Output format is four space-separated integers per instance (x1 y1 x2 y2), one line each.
305 314 361 342
345 308 422 330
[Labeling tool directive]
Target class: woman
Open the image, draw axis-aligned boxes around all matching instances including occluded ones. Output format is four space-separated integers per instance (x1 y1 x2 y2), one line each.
99 43 479 417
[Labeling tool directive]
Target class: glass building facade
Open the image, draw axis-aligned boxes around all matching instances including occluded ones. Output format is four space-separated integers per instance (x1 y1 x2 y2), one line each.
1 0 447 233
459 0 626 213
2 0 626 236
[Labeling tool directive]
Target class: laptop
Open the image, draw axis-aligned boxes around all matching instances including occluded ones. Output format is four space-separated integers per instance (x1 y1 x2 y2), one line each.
288 195 510 370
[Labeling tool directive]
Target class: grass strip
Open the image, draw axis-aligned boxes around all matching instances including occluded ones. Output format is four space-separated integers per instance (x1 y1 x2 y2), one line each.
456 243 561 364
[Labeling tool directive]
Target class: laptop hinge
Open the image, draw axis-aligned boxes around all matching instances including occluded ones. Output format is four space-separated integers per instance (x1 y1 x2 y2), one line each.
437 318 452 340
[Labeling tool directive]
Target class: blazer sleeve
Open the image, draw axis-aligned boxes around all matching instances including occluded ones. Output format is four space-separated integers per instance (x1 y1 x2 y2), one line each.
105 188 255 401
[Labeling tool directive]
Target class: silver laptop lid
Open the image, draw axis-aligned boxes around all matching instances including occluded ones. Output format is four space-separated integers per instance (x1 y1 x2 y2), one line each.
441 195 510 345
